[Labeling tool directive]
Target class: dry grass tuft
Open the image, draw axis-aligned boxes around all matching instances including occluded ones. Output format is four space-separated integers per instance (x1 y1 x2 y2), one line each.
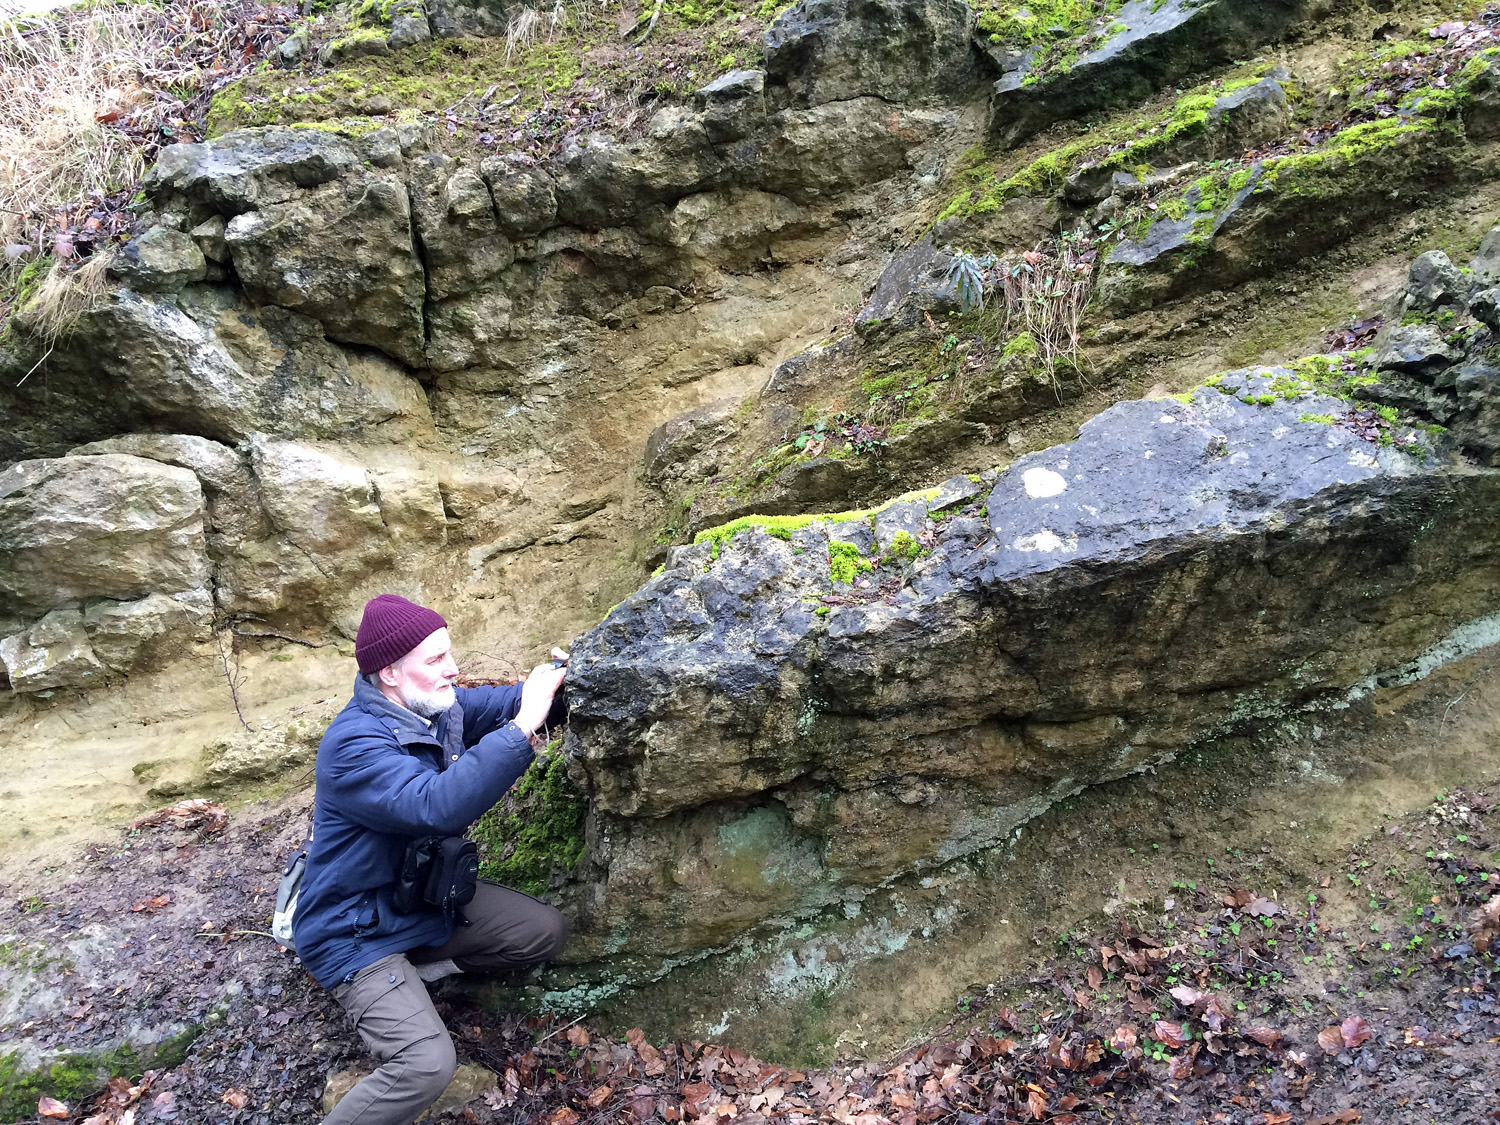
0 0 293 340
0 4 181 252
16 252 112 351
505 0 591 60
505 7 545 58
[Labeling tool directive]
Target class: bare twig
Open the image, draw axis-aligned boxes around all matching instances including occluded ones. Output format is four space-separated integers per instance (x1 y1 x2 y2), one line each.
213 620 252 732
629 0 663 46
230 627 335 648
532 1011 590 1046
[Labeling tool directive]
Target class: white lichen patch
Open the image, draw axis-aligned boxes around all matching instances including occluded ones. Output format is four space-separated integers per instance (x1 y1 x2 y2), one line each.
1013 529 1078 554
1022 467 1068 498
1348 451 1379 469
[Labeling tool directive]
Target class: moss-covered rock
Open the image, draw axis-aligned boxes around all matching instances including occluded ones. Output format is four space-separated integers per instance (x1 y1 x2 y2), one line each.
471 748 586 895
984 0 1305 148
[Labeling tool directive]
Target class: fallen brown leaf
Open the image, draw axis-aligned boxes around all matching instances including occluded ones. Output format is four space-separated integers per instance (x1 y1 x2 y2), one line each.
547 1108 580 1125
1168 984 1204 1008
1027 1087 1047 1120
131 894 171 914
1201 995 1232 1032
1469 893 1500 951
131 798 227 835
1086 965 1102 990
679 1082 712 1114
1245 1026 1283 1048
1153 1020 1186 1049
220 1088 248 1108
38 1097 69 1119
565 1025 589 1047
1340 1014 1372 1049
585 1085 613 1109
1317 1025 1344 1055
1109 1026 1138 1052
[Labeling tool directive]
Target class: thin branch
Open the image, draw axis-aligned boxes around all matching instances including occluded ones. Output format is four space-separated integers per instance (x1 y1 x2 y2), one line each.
230 627 335 648
628 0 663 46
214 620 251 732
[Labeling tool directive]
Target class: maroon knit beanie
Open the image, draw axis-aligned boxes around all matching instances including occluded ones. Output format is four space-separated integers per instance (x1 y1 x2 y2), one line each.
355 595 448 674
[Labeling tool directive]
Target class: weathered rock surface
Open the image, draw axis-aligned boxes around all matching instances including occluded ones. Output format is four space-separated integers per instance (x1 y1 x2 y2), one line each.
0 608 106 692
987 0 1306 148
763 0 977 110
0 455 208 622
565 385 1500 956
643 397 743 483
109 226 207 292
1364 249 1500 466
144 127 361 216
82 591 213 674
0 289 432 463
853 236 957 338
1095 120 1459 314
224 169 427 366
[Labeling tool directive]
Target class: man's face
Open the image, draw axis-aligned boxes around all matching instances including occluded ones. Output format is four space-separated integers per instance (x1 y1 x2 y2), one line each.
380 627 460 718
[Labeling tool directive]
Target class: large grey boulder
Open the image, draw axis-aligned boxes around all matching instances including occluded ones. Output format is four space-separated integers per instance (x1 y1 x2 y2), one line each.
247 437 387 562
1463 52 1500 140
0 455 208 620
69 433 267 545
0 289 432 462
407 154 515 302
763 0 978 109
642 397 742 484
425 0 508 39
83 590 213 674
1157 72 1292 164
144 128 360 216
853 237 957 339
480 155 558 237
563 378 1500 958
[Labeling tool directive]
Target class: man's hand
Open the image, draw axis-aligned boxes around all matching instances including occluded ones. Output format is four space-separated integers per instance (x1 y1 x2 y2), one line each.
513 648 568 737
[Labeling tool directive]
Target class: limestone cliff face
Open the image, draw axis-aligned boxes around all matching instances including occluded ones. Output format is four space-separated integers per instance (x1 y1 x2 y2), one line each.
2 0 1500 1021
0 0 994 689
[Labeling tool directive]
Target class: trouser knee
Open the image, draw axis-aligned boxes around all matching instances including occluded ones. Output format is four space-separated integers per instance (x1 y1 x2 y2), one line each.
405 1033 457 1101
538 907 569 961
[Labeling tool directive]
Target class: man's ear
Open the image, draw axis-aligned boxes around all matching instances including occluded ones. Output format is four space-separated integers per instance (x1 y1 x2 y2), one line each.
378 663 402 688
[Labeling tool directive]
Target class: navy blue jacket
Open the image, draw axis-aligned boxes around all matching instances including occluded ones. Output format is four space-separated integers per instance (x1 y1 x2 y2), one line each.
292 673 540 988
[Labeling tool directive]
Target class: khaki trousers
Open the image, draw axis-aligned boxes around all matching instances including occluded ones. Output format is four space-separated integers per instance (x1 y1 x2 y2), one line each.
321 881 568 1125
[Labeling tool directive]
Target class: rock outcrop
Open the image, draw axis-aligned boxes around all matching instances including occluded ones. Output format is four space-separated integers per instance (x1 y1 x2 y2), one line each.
0 454 212 690
985 0 1306 148
564 367 1500 958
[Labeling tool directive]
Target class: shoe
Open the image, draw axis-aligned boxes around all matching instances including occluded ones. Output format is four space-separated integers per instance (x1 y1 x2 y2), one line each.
415 958 462 983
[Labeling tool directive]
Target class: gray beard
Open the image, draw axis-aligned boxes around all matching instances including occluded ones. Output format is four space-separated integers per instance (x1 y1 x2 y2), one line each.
403 683 456 719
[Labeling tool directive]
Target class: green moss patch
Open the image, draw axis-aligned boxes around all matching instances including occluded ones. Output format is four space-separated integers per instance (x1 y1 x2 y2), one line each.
939 63 1277 222
472 749 585 896
212 0 776 143
694 507 877 557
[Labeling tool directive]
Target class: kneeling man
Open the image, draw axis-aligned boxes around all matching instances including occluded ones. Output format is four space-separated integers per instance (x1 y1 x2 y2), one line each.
294 594 570 1125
